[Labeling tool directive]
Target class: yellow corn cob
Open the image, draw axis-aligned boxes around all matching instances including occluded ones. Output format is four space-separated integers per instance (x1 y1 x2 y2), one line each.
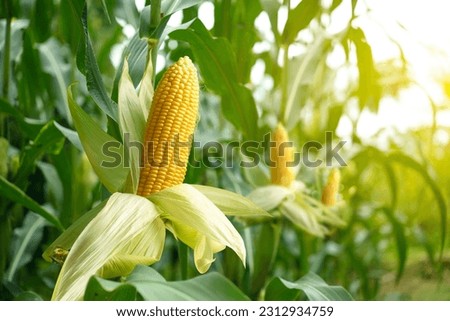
270 123 295 187
321 168 340 206
137 56 199 196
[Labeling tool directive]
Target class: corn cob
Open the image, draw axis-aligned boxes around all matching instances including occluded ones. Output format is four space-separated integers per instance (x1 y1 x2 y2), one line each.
137 57 199 196
270 123 295 187
321 168 340 206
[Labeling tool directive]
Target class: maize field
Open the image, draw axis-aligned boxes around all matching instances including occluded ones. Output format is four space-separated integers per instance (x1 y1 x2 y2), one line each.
0 0 449 303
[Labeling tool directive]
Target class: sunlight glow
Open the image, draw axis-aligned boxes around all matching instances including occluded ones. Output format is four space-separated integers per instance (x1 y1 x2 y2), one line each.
198 1 215 30
347 0 450 137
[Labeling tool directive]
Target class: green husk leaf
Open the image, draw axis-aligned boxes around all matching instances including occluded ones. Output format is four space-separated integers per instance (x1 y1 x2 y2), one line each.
138 48 154 115
192 185 270 217
52 193 159 300
99 218 165 278
247 185 293 211
118 60 145 193
148 184 246 268
280 199 326 237
43 200 107 262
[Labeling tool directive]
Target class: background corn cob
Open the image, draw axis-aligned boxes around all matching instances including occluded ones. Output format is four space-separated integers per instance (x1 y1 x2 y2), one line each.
270 123 295 187
137 56 199 196
321 168 341 206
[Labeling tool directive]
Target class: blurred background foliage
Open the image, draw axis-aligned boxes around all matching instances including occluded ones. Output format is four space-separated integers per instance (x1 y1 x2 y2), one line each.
0 0 449 300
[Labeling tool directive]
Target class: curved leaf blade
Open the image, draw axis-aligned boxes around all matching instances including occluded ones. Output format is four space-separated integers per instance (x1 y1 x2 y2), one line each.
68 87 129 193
170 19 259 140
388 152 447 260
85 265 249 301
0 176 63 231
265 272 353 301
80 5 118 121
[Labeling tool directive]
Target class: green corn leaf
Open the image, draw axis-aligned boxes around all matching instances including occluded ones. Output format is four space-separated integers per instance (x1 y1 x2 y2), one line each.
85 265 250 301
79 5 118 121
138 50 154 116
191 184 270 217
84 278 139 301
282 0 320 45
241 161 271 189
0 176 63 231
42 200 107 262
37 38 71 121
67 86 129 193
139 0 203 39
54 121 83 151
0 98 44 138
170 19 259 140
112 34 148 100
0 137 8 178
51 193 160 300
148 184 246 268
388 152 447 260
380 207 407 283
265 272 353 301
280 198 327 237
249 223 281 297
6 213 46 282
14 121 65 188
118 60 146 194
247 185 292 212
349 27 381 112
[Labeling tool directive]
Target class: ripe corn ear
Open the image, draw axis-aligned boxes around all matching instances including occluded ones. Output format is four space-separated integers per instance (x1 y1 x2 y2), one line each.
321 169 340 206
270 123 295 187
137 57 199 196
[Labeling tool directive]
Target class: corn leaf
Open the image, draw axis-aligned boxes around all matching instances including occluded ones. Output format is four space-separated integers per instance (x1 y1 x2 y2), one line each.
388 152 447 260
265 272 353 301
242 162 271 188
84 278 139 301
0 98 43 138
282 0 320 45
54 121 83 151
99 218 166 278
248 223 281 297
37 38 71 121
0 138 9 177
191 184 270 217
52 193 159 300
85 265 250 301
79 5 118 121
138 50 154 117
6 213 46 282
247 185 292 211
170 19 259 140
148 184 246 267
118 60 146 193
139 0 203 39
13 121 65 188
0 176 63 231
112 34 147 101
68 87 129 193
349 27 380 112
380 207 407 283
42 200 107 262
280 199 326 237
